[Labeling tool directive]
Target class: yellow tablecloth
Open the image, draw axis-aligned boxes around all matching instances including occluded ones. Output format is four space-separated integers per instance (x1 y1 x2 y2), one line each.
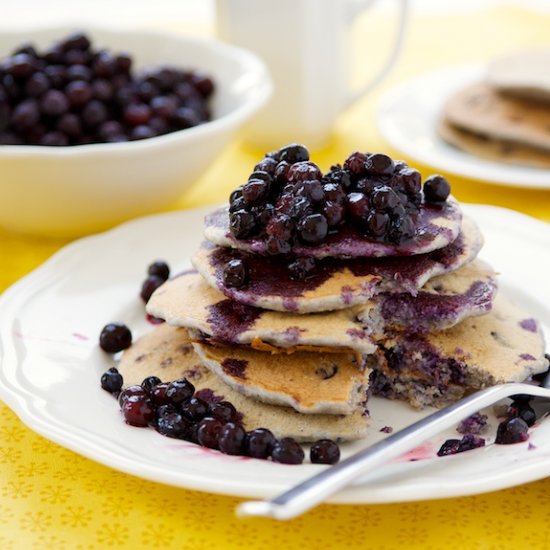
1 5 550 549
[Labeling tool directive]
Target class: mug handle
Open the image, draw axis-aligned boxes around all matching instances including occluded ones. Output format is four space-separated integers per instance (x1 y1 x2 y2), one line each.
345 0 410 106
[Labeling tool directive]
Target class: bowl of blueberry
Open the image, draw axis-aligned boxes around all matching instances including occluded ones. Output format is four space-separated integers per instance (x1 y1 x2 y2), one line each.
0 28 272 237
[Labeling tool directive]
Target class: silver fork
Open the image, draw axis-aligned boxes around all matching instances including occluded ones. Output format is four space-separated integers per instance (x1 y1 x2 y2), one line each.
237 374 550 520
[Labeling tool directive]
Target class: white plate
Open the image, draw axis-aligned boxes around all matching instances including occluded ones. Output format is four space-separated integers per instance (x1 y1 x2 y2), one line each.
0 205 549 504
377 65 550 189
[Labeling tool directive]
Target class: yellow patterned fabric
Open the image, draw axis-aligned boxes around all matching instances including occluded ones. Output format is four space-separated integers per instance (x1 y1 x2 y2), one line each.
1 5 550 549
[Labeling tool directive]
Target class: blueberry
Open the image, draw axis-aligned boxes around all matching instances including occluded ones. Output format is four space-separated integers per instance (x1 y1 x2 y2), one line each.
437 439 461 456
147 261 170 281
367 153 394 175
244 428 276 459
223 258 248 288
266 213 294 240
165 378 195 405
346 192 370 223
181 396 209 422
155 412 190 439
288 257 317 280
101 367 124 394
298 213 328 245
423 175 451 203
218 422 246 455
242 179 270 206
99 323 132 353
322 201 345 227
343 151 368 176
310 439 340 464
121 394 155 427
271 437 305 464
366 211 390 237
140 275 164 303
141 375 161 395
495 417 529 444
209 401 237 423
279 143 309 163
229 210 257 239
287 161 322 183
196 417 224 449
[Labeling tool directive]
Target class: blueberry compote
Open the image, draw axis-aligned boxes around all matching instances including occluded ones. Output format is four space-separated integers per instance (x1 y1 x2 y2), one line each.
227 145 451 249
100 369 340 464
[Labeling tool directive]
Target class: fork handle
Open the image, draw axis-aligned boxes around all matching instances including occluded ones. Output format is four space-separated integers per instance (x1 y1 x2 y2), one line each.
237 382 550 520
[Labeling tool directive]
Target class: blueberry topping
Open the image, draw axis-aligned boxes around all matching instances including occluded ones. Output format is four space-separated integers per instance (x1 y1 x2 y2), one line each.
155 411 190 439
423 175 451 203
288 257 317 280
225 146 450 250
101 367 124 394
279 143 310 163
297 213 328 244
310 439 340 464
223 258 248 288
99 322 132 353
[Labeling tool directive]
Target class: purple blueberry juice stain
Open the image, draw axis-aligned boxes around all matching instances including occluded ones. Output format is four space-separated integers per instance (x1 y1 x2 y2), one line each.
282 326 305 344
221 358 248 379
195 388 224 404
380 426 393 434
346 328 368 340
72 332 89 341
520 353 536 361
206 299 262 343
519 318 537 333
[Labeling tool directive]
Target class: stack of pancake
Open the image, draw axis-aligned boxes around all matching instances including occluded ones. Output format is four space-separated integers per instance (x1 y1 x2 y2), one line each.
439 48 550 168
119 190 547 443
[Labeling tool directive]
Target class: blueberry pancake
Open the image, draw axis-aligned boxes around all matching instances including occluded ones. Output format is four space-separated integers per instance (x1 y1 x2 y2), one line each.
372 293 549 409
118 323 370 441
192 216 483 313
146 259 496 353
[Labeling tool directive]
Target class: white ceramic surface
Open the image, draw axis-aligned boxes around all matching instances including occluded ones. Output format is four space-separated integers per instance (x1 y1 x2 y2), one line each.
0 28 272 237
0 204 549 504
377 65 550 189
216 0 408 150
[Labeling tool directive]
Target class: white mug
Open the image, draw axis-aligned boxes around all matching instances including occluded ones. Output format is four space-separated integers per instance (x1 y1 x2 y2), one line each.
216 0 409 150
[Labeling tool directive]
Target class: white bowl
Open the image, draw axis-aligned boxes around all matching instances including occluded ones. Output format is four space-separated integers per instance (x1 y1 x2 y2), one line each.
0 27 272 237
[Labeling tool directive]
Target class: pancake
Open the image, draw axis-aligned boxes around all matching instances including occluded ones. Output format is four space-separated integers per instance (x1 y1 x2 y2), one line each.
204 197 463 259
147 260 496 353
191 336 373 415
438 118 550 169
441 82 550 153
372 293 549 408
118 324 369 441
357 259 498 335
487 48 550 103
192 216 483 313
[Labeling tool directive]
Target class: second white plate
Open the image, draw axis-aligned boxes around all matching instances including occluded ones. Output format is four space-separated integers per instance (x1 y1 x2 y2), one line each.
377 65 550 189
